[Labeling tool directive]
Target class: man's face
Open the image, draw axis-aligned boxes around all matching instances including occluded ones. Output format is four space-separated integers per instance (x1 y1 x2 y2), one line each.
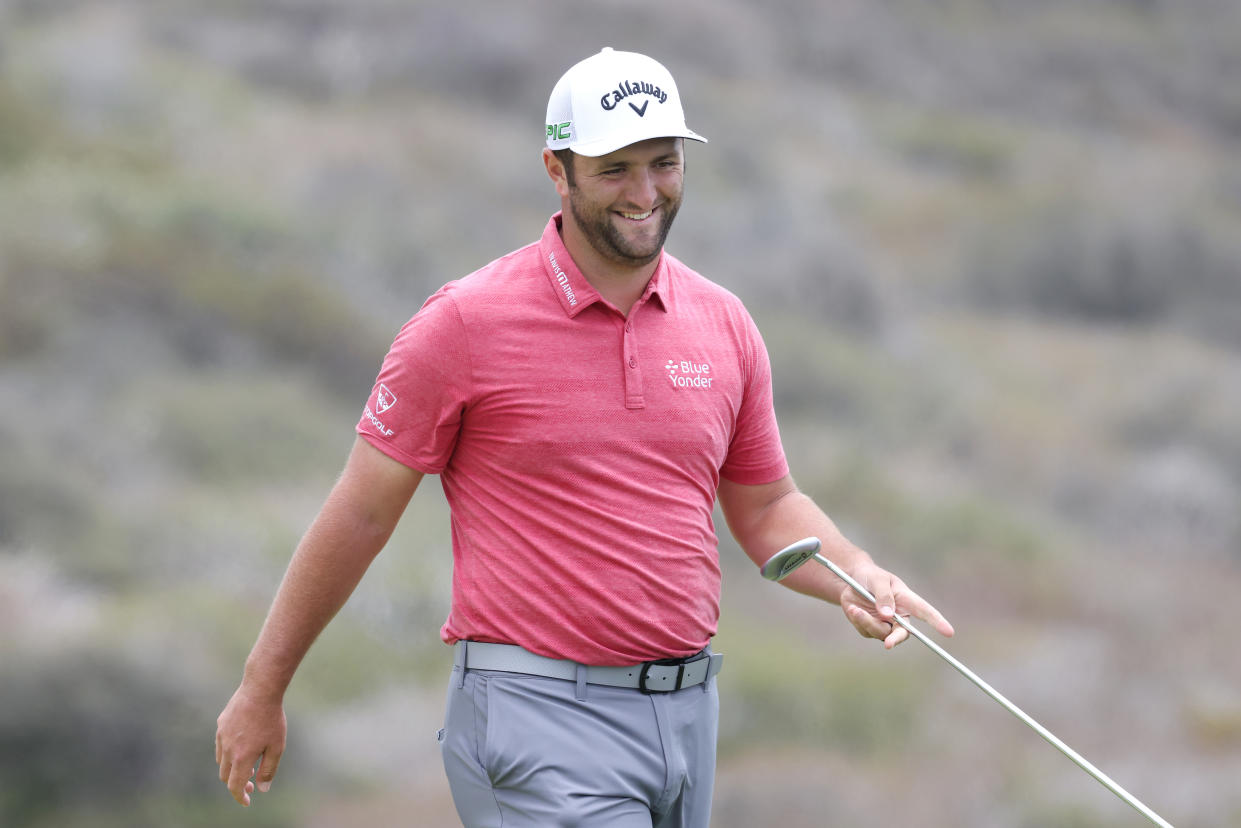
564 138 685 268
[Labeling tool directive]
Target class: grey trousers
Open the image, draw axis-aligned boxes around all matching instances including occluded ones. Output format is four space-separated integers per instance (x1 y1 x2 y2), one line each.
439 661 719 827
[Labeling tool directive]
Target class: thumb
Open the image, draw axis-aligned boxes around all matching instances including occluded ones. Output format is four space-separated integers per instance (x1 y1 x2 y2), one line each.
868 572 896 621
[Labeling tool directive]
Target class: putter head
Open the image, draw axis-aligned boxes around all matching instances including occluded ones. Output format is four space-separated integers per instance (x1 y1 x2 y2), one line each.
760 537 821 581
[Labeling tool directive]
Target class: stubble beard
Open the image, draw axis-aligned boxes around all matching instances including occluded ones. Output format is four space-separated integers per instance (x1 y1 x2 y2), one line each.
568 189 682 268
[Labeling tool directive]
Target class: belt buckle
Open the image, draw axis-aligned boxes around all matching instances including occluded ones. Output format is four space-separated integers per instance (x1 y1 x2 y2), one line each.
637 651 707 695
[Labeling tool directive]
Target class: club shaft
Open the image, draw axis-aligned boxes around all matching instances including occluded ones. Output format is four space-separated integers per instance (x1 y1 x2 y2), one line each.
813 552 1174 828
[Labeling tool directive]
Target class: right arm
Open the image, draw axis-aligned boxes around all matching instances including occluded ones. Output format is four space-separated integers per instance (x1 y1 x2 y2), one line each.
215 435 424 806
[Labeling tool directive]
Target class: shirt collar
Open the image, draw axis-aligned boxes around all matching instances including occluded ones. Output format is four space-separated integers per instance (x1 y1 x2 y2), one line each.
539 212 672 317
643 258 671 313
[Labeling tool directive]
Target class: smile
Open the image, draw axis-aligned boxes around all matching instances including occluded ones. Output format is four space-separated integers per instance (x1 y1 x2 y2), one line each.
618 209 654 221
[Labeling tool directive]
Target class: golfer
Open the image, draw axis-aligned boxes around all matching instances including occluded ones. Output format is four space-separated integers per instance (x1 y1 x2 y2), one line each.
216 47 954 827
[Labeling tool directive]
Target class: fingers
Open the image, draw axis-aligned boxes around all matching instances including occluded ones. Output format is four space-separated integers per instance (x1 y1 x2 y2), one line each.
840 569 897 644
842 594 894 641
215 719 249 805
216 689 286 806
219 748 278 805
219 743 250 806
217 736 264 805
882 619 909 649
216 731 232 786
869 575 897 624
254 747 283 794
841 569 954 648
844 598 910 649
225 757 254 806
899 587 955 638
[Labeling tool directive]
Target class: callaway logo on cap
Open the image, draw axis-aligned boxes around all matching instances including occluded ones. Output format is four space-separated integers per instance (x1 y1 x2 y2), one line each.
546 47 708 157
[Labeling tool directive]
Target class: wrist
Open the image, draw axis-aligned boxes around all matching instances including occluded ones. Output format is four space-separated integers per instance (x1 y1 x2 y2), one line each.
240 659 291 704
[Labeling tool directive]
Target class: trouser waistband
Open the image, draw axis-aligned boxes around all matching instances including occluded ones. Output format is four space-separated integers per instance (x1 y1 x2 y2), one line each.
454 640 723 694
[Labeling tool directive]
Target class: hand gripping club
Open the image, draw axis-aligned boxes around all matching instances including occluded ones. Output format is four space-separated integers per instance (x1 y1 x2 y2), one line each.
761 537 1174 828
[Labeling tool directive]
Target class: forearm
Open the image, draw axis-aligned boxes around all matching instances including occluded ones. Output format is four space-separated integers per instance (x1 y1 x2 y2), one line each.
240 439 420 700
721 474 955 648
241 509 390 700
216 437 421 806
726 484 875 606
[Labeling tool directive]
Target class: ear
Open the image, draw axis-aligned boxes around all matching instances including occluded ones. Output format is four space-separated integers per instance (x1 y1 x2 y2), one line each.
542 148 572 198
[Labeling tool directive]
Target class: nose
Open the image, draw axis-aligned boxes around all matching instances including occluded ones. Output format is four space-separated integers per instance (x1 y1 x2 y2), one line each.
623 167 658 208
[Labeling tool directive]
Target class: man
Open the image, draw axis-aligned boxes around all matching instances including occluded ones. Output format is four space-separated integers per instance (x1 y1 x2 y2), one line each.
216 47 954 827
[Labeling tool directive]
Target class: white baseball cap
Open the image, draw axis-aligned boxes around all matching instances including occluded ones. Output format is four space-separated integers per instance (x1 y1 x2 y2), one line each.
545 47 707 157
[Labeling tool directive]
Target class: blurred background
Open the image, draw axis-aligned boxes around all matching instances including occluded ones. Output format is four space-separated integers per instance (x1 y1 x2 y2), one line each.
2 1 1239 826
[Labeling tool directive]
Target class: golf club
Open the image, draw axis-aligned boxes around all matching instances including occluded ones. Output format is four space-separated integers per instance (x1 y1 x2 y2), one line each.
761 537 1174 828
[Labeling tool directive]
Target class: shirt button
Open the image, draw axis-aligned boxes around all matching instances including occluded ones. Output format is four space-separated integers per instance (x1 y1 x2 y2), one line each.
625 322 632 332
628 357 637 368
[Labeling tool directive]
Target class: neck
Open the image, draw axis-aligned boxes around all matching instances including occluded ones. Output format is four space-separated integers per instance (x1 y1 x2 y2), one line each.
559 212 659 317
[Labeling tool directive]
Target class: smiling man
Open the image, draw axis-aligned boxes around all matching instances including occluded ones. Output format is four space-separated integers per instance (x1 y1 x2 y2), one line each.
215 48 953 827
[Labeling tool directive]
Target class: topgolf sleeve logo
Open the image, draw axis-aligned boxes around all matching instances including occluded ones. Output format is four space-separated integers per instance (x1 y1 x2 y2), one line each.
375 384 398 413
361 383 398 437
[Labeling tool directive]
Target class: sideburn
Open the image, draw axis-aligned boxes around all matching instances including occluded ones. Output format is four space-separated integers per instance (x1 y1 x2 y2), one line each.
553 149 576 187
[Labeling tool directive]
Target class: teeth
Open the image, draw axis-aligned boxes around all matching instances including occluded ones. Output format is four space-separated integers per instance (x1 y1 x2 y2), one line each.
620 210 652 220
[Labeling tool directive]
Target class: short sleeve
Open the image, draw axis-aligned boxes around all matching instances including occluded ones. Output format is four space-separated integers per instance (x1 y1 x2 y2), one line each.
356 289 472 473
719 312 789 485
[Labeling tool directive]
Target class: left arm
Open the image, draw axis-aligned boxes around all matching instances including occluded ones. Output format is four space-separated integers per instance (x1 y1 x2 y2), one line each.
717 474 954 648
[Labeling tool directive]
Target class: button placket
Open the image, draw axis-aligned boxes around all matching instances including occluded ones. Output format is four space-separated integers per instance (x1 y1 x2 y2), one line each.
622 316 645 409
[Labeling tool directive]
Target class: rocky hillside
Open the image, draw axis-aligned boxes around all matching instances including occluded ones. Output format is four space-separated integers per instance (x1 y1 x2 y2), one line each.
2 1 1239 826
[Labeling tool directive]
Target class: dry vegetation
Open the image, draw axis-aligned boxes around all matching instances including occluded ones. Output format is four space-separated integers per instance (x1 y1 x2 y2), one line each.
2 1 1239 826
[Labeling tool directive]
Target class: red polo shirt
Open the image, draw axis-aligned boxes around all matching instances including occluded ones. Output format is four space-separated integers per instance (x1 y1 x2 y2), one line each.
357 213 788 665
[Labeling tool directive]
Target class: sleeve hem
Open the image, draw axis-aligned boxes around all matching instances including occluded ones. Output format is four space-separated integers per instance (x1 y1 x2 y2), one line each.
356 429 443 476
718 460 790 487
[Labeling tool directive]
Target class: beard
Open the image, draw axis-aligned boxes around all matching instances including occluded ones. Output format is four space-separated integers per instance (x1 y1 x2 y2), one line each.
567 188 682 268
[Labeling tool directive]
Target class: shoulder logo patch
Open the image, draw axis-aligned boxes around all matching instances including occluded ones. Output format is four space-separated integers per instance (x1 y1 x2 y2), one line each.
376 384 398 413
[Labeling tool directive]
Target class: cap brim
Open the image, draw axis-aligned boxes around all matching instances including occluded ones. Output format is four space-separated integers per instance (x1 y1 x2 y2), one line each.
569 128 708 158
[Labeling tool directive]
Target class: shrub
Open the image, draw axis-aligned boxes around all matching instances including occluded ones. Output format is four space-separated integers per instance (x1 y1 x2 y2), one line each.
964 198 1241 345
0 646 295 827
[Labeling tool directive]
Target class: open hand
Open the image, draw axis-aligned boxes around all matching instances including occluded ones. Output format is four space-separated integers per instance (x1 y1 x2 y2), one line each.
215 684 287 806
840 563 955 649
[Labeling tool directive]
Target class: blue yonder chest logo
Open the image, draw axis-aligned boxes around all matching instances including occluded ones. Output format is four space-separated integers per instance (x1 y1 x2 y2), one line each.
665 359 713 389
